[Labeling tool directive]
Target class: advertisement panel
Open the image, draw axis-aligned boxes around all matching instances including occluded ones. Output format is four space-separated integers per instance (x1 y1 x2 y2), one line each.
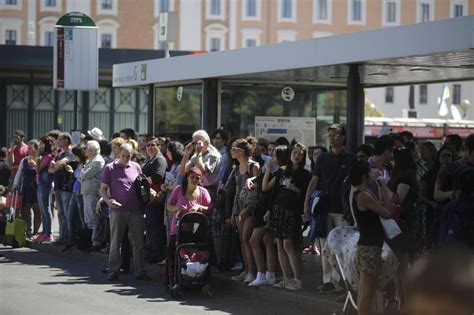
255 116 316 147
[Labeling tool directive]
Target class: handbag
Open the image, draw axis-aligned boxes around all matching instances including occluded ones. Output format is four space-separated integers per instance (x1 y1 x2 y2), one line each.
379 217 402 239
388 193 404 221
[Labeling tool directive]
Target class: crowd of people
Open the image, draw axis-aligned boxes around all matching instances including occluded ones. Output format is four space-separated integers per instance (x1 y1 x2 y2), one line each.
0 124 473 313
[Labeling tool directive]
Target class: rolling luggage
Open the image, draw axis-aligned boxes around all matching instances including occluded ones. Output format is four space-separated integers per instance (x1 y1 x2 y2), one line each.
4 192 26 248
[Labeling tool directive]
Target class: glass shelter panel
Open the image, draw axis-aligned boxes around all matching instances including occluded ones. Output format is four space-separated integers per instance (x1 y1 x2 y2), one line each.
219 83 346 147
154 84 203 138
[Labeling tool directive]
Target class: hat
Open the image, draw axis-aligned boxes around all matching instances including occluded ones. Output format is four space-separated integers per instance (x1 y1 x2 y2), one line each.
87 127 105 141
187 167 203 177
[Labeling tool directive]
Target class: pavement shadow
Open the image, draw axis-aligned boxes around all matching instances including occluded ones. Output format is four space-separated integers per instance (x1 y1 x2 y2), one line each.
0 246 283 315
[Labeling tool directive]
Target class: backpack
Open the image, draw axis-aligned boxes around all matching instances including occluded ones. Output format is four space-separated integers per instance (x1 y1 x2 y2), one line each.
134 174 151 207
341 176 354 225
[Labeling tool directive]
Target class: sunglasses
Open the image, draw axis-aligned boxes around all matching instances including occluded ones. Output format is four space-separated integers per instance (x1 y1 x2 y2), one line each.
231 147 242 152
147 143 158 147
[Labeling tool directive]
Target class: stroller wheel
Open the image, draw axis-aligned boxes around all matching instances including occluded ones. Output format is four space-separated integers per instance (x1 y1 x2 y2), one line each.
170 284 183 299
202 285 213 298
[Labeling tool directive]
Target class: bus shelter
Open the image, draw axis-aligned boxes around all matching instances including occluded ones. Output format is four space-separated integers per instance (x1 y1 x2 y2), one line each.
113 16 474 151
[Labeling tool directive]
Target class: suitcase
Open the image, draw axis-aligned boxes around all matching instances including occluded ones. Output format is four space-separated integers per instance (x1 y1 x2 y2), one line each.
4 192 26 248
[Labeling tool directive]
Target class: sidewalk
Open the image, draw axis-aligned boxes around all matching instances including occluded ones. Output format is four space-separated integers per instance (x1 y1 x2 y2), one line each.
26 240 342 314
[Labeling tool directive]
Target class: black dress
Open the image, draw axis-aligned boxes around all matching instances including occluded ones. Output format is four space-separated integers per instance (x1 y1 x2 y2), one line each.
270 168 311 240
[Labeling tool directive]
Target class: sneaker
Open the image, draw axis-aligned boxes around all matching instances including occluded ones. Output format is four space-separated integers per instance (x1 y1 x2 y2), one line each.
317 282 337 294
286 279 303 291
273 278 291 289
42 235 54 242
32 233 43 241
230 261 243 271
249 277 268 287
243 273 256 284
231 271 247 281
33 234 46 243
265 273 276 285
34 234 53 243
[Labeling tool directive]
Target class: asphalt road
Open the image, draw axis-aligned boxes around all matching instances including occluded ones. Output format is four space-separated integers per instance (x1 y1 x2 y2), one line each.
0 245 308 315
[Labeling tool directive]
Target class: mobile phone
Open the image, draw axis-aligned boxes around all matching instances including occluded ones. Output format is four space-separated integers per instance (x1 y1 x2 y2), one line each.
111 200 122 207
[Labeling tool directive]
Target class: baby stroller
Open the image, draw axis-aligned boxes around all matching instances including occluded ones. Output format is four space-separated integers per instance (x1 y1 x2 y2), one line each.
325 226 400 315
169 211 213 298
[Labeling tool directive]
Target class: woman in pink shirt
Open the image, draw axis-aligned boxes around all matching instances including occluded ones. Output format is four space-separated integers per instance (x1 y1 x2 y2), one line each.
165 167 212 286
34 136 55 242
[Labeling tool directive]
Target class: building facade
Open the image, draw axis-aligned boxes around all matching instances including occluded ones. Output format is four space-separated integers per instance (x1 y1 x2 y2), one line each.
1 0 473 122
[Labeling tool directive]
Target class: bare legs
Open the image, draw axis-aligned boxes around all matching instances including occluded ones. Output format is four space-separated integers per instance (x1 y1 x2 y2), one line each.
237 215 255 276
358 271 377 315
250 227 276 274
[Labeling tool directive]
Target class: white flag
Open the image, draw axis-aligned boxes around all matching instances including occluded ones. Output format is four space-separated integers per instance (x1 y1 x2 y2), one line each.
438 84 450 117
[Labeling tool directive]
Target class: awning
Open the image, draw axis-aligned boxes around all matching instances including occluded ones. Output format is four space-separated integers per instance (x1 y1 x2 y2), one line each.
113 15 474 88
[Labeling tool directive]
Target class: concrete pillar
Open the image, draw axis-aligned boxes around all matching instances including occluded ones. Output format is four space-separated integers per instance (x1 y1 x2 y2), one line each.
346 64 365 153
202 79 218 133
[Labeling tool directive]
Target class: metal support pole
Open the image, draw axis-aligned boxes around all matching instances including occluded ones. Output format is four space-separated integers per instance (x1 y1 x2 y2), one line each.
202 79 218 132
147 84 154 136
73 90 78 130
27 76 34 140
135 88 140 132
82 91 89 132
346 64 365 153
109 87 115 137
164 42 170 59
0 80 7 147
54 90 60 130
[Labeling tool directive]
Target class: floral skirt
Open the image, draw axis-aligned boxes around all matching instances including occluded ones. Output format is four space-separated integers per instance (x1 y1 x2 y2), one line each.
270 204 301 240
355 245 382 277
324 226 399 291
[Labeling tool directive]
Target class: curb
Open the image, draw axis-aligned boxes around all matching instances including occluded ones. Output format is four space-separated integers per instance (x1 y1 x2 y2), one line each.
26 241 342 314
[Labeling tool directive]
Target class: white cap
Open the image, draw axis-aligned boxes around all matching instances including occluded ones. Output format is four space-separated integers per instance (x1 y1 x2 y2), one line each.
87 127 105 141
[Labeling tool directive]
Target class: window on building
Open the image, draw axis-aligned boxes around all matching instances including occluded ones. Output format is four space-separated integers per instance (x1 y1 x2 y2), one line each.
5 30 17 45
45 31 54 46
210 0 221 16
45 0 56 7
452 84 461 105
352 0 362 21
317 0 328 20
454 4 463 17
419 85 427 104
101 0 113 10
6 0 17 5
246 0 257 17
282 0 292 18
386 1 396 23
385 87 394 103
421 3 430 22
101 33 112 48
245 39 256 47
210 38 221 51
159 0 169 13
